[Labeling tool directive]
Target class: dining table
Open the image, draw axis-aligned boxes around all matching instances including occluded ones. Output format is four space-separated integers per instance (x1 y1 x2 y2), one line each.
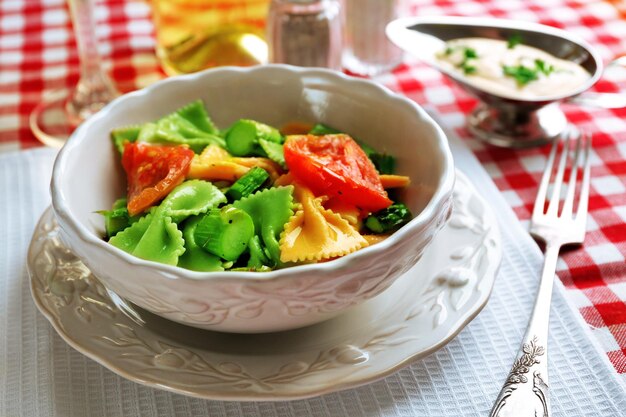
1 0 626 416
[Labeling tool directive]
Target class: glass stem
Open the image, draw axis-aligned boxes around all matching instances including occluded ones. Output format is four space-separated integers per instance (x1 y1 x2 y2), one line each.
66 0 119 125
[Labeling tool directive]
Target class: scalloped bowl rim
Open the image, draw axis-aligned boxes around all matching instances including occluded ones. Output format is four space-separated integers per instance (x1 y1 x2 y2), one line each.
51 65 455 284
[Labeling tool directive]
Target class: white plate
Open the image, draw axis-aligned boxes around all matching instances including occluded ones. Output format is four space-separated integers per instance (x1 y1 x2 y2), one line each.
29 171 501 401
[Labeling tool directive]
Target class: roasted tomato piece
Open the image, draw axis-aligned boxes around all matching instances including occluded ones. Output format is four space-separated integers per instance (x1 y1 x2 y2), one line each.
122 142 194 216
283 134 391 213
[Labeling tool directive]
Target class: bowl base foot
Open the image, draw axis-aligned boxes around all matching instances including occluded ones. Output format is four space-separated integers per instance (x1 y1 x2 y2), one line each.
468 103 566 148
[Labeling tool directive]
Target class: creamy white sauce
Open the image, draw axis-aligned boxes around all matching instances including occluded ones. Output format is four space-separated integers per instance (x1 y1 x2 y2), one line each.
435 37 591 100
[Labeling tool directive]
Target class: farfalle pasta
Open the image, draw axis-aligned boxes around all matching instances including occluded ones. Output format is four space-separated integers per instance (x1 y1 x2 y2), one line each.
101 100 414 271
279 183 368 263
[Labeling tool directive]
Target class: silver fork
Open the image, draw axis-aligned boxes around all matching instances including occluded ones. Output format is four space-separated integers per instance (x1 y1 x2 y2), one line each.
489 127 591 417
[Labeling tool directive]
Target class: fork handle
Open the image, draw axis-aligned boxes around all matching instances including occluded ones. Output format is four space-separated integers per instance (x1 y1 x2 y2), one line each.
489 243 561 417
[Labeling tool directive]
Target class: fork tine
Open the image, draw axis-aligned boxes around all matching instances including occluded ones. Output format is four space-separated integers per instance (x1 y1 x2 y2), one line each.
561 128 583 218
533 134 560 218
575 132 591 223
546 130 572 217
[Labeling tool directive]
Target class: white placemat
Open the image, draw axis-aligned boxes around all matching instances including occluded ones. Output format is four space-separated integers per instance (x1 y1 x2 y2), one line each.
0 135 624 416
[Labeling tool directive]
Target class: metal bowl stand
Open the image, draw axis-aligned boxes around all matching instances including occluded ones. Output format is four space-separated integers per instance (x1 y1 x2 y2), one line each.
467 102 567 148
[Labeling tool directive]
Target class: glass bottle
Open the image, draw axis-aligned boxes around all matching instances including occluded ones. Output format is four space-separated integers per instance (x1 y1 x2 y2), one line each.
151 0 271 75
267 0 342 70
29 0 119 147
342 0 406 76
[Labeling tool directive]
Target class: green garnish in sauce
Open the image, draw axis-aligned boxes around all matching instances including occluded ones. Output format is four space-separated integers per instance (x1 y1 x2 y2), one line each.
535 59 555 75
507 34 523 49
460 47 478 74
463 47 478 59
503 65 538 85
461 62 477 74
502 59 556 86
443 46 479 74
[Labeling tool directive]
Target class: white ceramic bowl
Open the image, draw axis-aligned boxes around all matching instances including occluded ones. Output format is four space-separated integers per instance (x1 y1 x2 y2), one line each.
51 65 455 333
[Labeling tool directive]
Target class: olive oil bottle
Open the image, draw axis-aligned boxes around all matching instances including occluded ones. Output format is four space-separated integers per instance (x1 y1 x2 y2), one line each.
151 0 270 75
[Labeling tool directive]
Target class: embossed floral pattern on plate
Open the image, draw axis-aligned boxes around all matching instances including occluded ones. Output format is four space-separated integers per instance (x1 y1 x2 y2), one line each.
29 171 501 401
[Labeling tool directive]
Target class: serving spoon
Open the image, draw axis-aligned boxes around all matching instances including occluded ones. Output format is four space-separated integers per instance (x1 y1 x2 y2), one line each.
386 16 623 148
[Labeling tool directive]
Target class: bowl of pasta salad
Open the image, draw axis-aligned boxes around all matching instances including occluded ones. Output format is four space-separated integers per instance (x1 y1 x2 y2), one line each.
50 65 455 333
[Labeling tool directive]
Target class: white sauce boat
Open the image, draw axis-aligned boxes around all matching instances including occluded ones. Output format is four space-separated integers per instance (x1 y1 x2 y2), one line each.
387 16 624 147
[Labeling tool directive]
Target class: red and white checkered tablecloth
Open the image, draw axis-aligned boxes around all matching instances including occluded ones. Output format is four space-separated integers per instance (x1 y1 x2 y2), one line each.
1 0 625 379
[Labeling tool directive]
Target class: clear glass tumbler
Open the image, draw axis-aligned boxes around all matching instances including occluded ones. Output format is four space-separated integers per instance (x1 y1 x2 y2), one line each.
342 0 406 76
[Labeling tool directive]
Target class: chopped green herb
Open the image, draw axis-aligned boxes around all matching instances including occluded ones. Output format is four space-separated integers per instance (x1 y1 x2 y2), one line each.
446 45 479 74
463 47 478 59
507 34 523 49
502 58 557 86
462 63 477 74
503 64 539 86
535 59 554 75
